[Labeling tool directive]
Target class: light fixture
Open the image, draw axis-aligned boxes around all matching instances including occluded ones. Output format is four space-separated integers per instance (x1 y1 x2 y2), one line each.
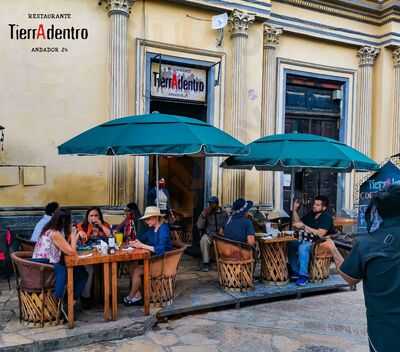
0 125 5 151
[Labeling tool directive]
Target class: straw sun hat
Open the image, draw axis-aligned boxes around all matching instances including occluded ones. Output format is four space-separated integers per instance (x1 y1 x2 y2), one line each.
139 206 165 220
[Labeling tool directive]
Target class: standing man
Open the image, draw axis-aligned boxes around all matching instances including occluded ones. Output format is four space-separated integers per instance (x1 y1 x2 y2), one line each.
323 185 400 352
147 178 171 214
30 201 59 242
289 196 334 286
197 196 228 272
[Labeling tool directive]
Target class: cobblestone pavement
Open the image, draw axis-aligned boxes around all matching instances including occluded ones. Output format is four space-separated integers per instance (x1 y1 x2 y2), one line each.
62 287 368 352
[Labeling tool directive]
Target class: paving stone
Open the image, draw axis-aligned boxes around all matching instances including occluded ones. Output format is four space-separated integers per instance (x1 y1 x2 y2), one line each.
118 341 165 352
0 296 9 304
294 346 342 352
179 333 219 345
0 333 33 348
272 335 302 352
147 331 178 346
170 346 219 352
0 310 14 323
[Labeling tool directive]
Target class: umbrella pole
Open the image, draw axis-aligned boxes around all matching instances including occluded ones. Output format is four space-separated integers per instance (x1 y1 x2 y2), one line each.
290 169 295 211
156 154 160 208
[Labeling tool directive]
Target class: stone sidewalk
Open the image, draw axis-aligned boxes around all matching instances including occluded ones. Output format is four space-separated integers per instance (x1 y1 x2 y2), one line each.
0 255 353 352
63 288 368 352
0 279 156 352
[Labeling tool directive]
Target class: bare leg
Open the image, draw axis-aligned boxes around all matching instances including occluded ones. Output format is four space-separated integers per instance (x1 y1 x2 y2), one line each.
129 266 144 298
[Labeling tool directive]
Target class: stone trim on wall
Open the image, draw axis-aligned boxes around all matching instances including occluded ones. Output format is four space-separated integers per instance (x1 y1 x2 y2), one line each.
99 0 135 16
168 0 271 20
273 0 400 25
269 13 400 48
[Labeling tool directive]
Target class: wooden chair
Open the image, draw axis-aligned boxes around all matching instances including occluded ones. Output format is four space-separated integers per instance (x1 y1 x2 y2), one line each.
213 235 255 291
169 223 193 246
149 245 186 306
11 251 61 327
16 235 35 252
309 243 333 282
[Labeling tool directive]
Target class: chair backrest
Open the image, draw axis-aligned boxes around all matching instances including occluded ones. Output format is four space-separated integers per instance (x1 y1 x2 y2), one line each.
150 246 186 277
11 251 55 291
313 243 333 257
213 235 254 262
16 235 35 252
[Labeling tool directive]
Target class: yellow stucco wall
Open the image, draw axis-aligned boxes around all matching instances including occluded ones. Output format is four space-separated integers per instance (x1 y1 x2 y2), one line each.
0 0 109 206
0 0 398 208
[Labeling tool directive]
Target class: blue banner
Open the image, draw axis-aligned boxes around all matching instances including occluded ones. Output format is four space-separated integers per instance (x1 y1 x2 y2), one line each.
358 161 400 232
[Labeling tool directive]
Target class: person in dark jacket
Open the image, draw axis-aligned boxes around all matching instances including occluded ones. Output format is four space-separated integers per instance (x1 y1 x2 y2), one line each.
147 178 171 213
115 202 144 241
123 206 172 306
223 198 256 246
323 185 400 352
197 196 228 271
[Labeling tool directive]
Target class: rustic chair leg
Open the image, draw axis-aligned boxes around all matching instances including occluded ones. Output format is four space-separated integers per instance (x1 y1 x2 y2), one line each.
17 290 22 323
41 289 45 328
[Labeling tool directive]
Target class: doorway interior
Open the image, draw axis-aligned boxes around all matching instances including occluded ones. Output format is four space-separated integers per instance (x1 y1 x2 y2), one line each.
283 73 344 214
148 98 208 244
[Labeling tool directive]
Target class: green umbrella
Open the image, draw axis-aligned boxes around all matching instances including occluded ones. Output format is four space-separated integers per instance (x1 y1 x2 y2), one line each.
221 133 378 208
58 113 248 207
58 113 247 157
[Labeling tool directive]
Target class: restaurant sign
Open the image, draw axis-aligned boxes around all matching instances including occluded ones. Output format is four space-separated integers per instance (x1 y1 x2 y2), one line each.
151 63 207 102
358 161 400 232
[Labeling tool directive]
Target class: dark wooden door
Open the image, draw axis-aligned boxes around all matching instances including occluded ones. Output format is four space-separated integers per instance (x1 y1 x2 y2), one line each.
283 76 342 213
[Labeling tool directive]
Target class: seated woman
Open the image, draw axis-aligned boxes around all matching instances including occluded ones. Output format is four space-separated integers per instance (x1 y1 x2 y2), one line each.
222 198 256 247
123 206 173 306
114 202 144 242
76 207 111 303
32 208 88 303
76 207 111 242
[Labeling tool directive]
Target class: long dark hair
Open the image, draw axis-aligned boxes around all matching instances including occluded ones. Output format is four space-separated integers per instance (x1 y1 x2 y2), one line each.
365 185 400 232
126 202 142 219
81 207 105 232
41 208 72 237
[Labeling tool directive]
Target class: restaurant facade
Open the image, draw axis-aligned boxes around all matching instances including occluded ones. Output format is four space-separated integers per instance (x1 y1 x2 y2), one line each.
1 0 400 221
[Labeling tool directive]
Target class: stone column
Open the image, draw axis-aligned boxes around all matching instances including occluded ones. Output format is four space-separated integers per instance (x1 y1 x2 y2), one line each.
353 46 379 199
224 9 255 205
100 0 134 205
392 48 400 155
259 25 283 206
355 46 380 156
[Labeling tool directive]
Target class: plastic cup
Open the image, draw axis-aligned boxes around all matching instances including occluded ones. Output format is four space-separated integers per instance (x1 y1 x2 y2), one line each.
115 232 123 247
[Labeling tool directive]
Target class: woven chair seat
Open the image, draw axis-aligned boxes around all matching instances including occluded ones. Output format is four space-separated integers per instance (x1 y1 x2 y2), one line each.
309 244 333 282
19 289 61 325
213 235 255 291
258 240 290 283
11 251 61 327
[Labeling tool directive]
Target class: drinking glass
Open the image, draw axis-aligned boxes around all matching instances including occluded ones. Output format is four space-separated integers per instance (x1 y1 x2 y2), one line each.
115 232 123 247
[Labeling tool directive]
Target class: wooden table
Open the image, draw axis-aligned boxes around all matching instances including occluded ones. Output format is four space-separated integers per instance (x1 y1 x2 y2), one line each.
257 236 296 285
64 248 151 328
333 217 357 232
108 249 151 321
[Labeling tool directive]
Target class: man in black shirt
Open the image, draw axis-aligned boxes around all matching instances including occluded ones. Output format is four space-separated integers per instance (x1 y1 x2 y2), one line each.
288 195 333 286
323 185 400 352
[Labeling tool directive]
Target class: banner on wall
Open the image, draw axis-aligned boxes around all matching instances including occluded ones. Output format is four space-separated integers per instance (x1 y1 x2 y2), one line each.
358 161 400 232
151 63 207 102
